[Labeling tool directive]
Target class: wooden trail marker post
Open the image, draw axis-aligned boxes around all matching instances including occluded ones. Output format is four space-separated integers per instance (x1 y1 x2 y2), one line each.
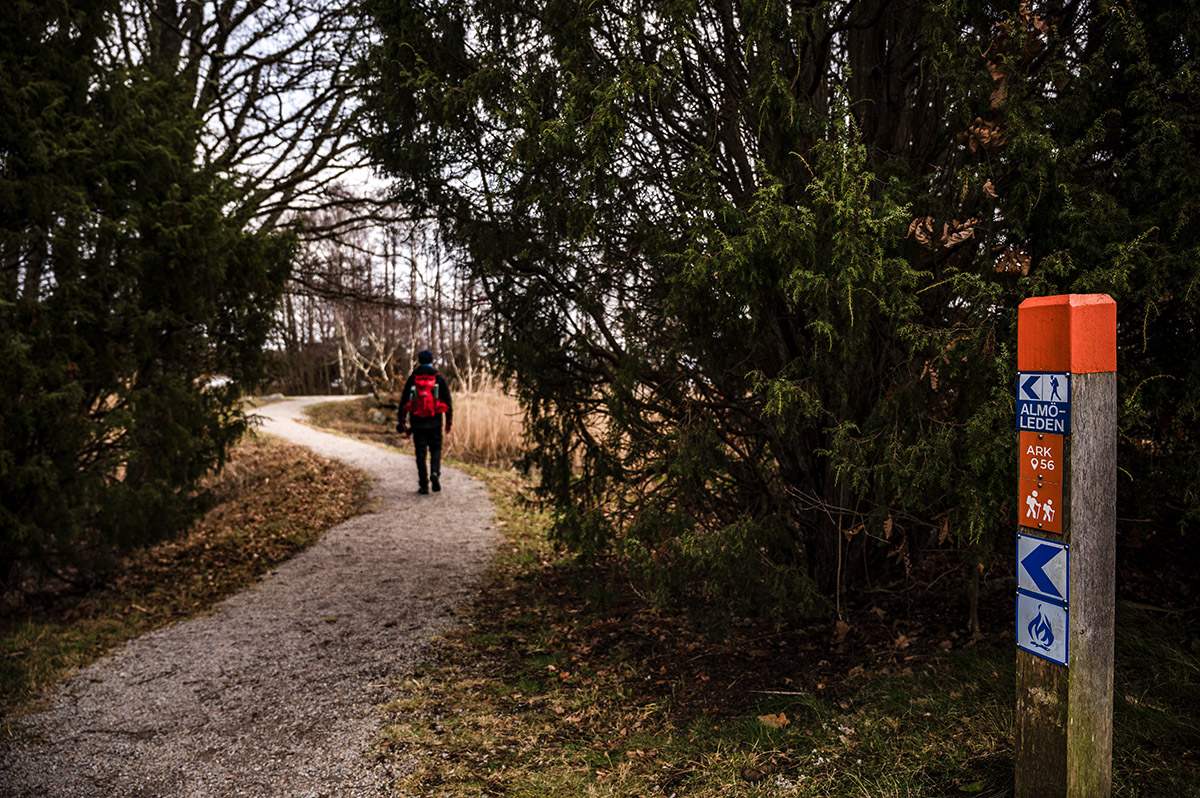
1014 294 1117 797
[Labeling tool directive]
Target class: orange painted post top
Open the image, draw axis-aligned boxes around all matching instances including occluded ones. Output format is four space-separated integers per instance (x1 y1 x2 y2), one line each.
1018 294 1117 373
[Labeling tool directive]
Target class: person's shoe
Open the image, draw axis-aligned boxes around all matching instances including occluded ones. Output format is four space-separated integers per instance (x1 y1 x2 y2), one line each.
431 472 441 492
418 483 429 495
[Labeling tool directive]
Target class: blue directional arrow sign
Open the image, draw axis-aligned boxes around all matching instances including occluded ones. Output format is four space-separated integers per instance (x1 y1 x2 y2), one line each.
1017 532 1069 604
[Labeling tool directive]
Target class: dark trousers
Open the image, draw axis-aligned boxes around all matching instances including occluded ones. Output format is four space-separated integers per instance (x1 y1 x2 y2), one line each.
412 427 442 486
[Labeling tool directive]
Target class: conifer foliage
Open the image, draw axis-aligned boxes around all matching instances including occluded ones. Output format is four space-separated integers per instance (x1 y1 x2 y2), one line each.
0 1 291 585
361 1 1198 614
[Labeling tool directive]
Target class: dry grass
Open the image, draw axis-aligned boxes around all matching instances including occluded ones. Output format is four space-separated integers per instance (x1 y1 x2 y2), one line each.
304 388 525 468
444 387 524 467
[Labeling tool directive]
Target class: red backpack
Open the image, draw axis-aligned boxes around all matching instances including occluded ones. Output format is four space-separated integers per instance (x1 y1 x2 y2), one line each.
405 374 448 418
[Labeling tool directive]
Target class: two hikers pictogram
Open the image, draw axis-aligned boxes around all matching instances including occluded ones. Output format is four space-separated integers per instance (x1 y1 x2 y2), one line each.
1025 490 1056 524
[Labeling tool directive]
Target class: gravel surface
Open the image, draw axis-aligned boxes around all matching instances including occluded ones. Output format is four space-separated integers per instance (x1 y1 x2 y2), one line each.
0 397 497 797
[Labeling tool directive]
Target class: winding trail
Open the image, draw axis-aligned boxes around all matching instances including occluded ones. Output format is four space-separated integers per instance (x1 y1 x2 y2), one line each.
0 397 496 797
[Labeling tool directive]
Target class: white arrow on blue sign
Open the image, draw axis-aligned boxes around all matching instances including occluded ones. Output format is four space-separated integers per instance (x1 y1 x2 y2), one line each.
1016 371 1071 434
1017 533 1069 603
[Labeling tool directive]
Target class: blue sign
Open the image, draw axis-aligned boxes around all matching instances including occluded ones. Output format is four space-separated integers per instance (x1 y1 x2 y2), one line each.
1016 372 1071 434
1016 592 1069 666
1017 533 1069 603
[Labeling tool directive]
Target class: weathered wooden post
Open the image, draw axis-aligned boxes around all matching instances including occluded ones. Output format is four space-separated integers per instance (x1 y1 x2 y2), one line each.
1014 294 1117 797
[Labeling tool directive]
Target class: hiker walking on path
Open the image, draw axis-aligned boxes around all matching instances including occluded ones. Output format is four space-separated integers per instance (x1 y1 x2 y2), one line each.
0 397 494 797
397 349 453 494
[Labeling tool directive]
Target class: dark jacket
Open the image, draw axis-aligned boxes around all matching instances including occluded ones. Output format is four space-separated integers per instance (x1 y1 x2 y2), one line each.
398 364 453 430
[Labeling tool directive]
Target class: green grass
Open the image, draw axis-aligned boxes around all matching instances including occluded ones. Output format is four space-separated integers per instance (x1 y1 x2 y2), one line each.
376 641 1018 796
367 463 1200 798
1111 608 1200 796
268 397 1200 797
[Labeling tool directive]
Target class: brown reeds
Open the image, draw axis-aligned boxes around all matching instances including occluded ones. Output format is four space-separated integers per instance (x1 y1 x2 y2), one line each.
442 386 524 467
302 386 525 469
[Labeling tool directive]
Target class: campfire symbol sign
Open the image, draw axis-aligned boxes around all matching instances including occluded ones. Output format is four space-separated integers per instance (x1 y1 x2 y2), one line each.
1027 605 1055 651
1015 591 1069 666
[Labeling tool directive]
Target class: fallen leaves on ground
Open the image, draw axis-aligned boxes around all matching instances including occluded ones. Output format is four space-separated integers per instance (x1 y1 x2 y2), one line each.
1 434 371 718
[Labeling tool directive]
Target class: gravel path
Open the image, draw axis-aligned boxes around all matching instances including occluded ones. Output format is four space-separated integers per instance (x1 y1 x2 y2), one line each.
0 397 497 797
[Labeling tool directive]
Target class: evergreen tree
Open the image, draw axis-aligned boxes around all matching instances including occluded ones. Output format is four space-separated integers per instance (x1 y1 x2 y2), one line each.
0 0 292 584
359 1 1200 615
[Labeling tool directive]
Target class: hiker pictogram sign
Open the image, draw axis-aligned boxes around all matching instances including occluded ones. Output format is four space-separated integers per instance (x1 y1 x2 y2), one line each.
1016 371 1071 434
1019 478 1062 534
1018 431 1064 535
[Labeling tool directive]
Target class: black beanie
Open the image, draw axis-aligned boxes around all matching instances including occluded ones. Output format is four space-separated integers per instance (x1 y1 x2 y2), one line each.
417 350 434 364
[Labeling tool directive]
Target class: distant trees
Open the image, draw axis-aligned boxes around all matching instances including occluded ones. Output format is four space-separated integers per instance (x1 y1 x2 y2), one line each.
105 0 377 231
273 203 488 397
103 1 486 398
359 1 1200 616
